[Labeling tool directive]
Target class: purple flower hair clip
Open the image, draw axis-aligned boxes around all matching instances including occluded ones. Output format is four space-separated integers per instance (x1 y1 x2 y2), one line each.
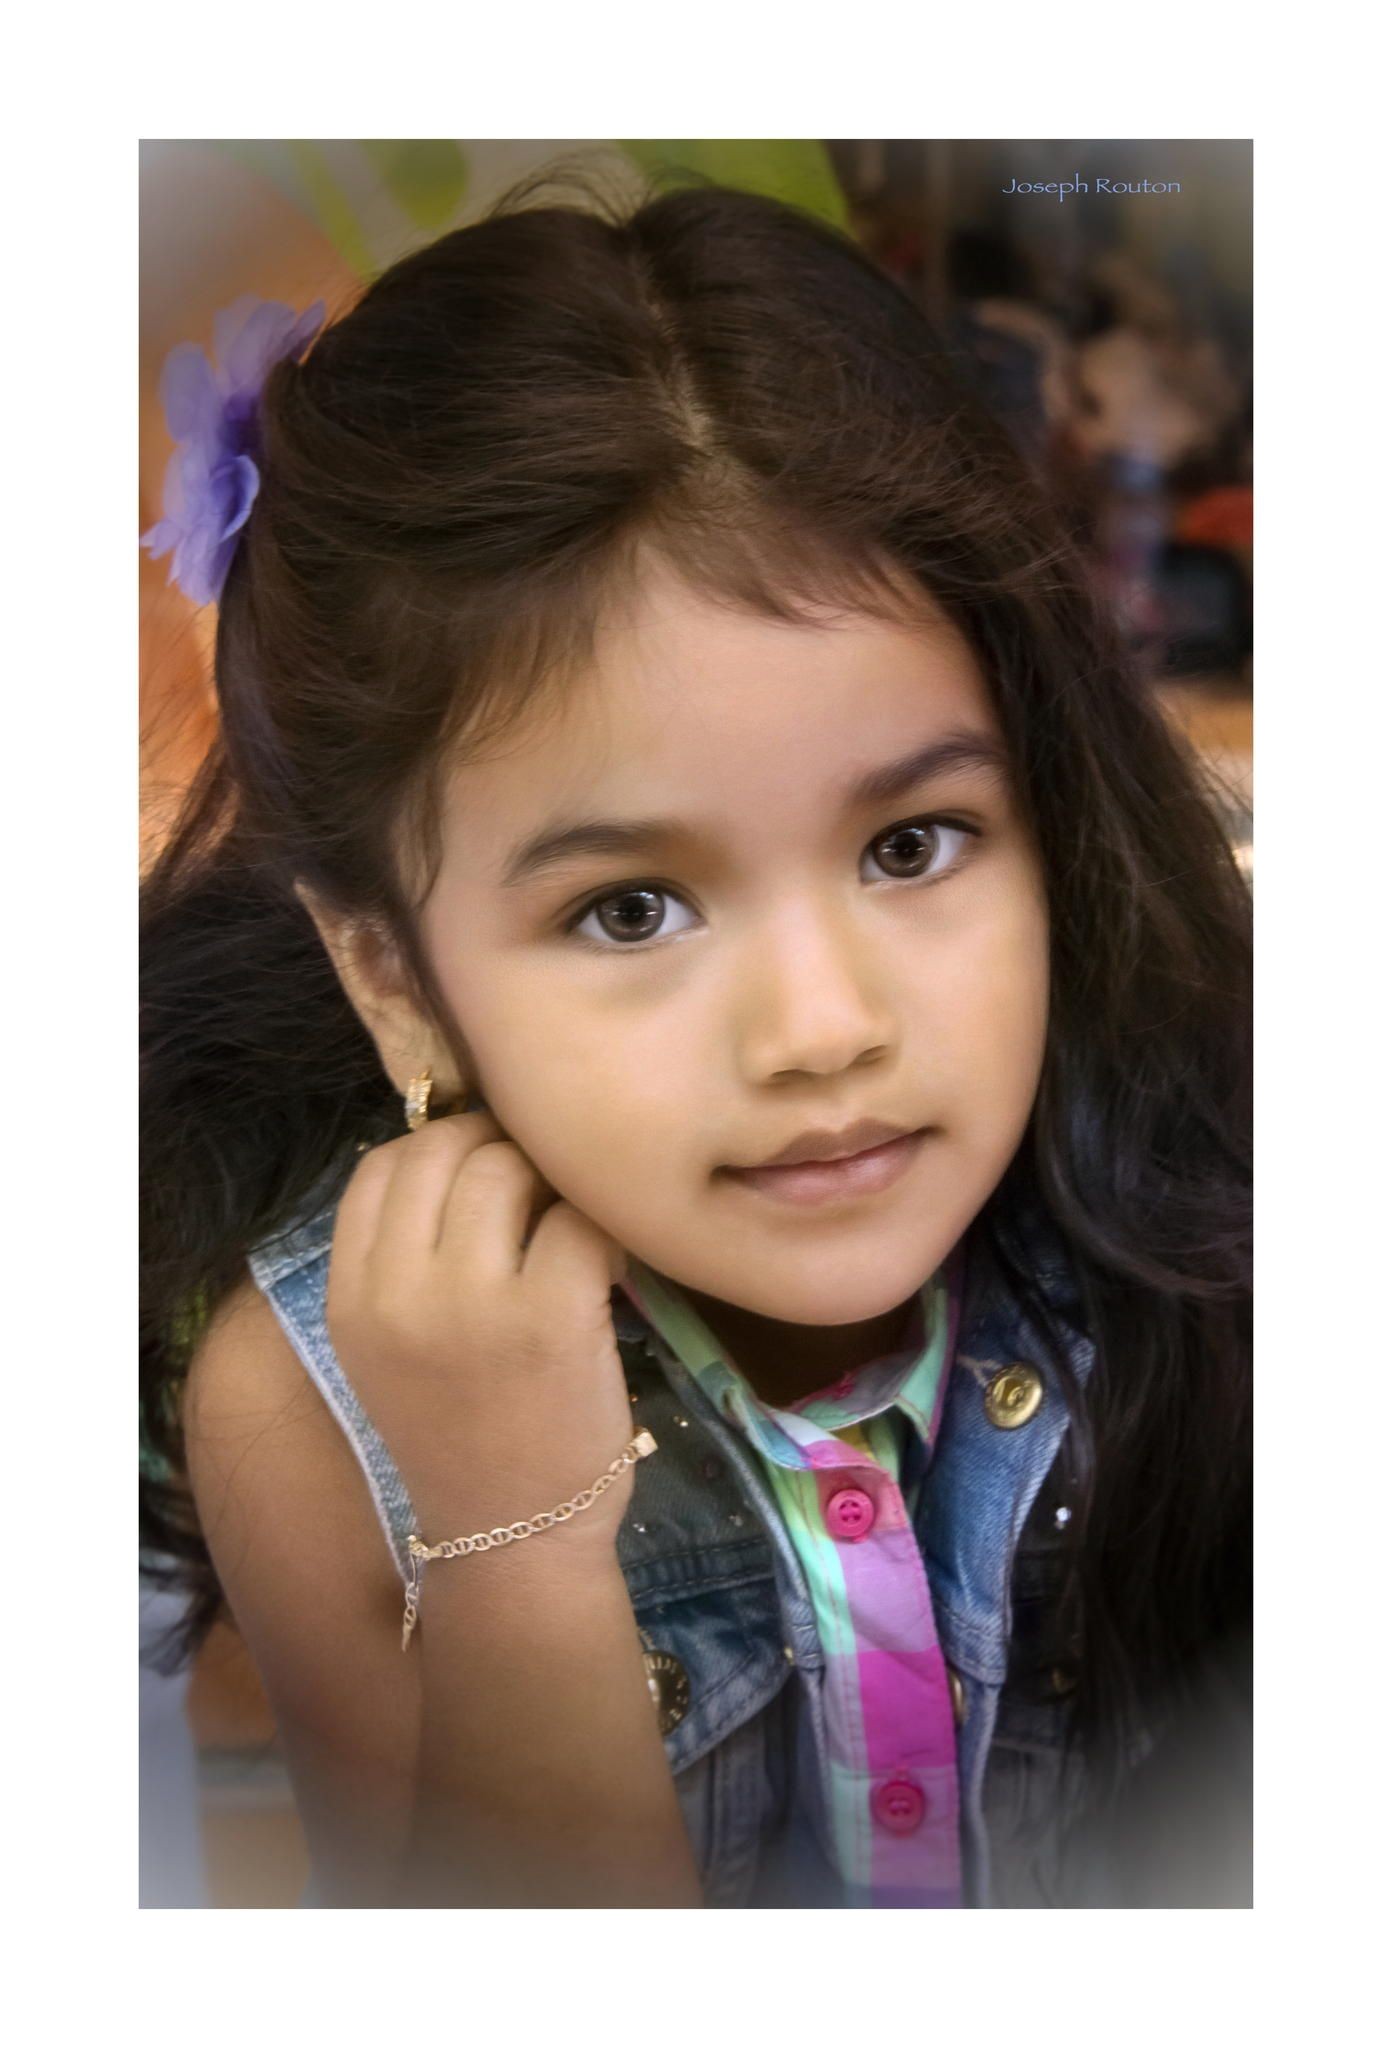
141 294 326 607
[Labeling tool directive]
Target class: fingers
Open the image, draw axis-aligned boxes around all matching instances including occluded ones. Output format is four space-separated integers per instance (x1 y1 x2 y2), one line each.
332 1108 504 1287
330 1140 401 1285
523 1200 628 1310
367 1113 509 1281
332 1109 623 1338
437 1133 555 1280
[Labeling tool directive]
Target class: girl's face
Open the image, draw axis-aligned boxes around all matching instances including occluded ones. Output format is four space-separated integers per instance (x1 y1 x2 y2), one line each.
420 563 1049 1327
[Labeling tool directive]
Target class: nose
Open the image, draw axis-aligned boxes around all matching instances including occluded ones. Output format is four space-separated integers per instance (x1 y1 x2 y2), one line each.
733 897 897 1085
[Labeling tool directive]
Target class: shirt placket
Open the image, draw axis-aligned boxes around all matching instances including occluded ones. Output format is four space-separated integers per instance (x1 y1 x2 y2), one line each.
755 1405 962 1906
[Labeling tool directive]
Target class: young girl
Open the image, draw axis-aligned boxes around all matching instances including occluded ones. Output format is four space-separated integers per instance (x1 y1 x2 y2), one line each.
140 176 1252 1910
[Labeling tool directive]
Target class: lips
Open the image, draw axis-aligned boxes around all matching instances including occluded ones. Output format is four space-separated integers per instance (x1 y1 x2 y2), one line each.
720 1127 930 1208
736 1117 918 1171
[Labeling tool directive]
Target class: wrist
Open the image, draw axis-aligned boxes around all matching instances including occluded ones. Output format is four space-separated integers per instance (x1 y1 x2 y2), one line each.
414 1510 629 1589
410 1524 634 1649
403 1428 652 1561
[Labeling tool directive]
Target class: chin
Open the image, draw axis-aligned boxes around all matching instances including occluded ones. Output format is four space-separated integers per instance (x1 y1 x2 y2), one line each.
675 1234 954 1328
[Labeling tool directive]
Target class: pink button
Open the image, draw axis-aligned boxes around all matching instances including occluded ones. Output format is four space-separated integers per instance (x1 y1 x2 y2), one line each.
825 1486 876 1541
871 1777 926 1834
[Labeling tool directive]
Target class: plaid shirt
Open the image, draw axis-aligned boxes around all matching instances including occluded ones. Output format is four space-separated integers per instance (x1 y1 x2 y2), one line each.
623 1262 963 1908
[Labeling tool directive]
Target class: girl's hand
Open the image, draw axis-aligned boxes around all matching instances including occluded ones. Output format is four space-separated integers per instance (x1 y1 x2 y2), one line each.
325 1109 637 1555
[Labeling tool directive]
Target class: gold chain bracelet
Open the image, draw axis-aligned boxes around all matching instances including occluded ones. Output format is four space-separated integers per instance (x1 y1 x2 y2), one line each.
401 1428 658 1649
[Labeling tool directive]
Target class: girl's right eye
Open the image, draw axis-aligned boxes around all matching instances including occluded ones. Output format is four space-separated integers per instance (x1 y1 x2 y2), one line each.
565 885 699 951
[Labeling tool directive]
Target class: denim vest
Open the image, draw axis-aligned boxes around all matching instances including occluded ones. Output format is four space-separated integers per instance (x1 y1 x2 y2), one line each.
248 1165 1125 1908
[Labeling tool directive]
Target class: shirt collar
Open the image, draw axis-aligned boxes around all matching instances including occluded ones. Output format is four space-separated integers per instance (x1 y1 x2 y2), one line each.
616 1259 959 1471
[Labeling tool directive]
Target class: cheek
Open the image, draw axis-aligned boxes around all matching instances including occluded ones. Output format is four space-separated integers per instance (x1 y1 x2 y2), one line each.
459 996 677 1206
924 874 1049 1123
975 901 1050 1122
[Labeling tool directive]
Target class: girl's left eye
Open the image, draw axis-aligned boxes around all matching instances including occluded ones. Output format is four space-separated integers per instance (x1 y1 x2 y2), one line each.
862 818 974 885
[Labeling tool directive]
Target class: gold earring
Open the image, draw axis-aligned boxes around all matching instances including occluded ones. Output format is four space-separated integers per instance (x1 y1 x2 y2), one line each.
404 1069 433 1132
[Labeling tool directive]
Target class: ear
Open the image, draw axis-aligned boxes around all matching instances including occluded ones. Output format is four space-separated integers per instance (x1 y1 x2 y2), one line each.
294 882 470 1106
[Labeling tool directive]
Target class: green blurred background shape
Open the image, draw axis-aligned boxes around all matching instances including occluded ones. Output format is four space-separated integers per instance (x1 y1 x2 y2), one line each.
216 139 845 281
357 138 472 235
619 140 848 228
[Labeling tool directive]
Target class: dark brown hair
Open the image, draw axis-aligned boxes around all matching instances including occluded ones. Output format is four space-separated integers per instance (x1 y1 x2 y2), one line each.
141 171 1250 1852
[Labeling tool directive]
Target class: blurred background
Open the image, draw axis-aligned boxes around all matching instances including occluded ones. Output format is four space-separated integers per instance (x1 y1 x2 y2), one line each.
139 137 1252 1906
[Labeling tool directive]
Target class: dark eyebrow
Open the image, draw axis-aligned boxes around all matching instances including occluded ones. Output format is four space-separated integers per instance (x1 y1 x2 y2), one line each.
498 727 1010 890
499 816 703 890
842 728 1009 809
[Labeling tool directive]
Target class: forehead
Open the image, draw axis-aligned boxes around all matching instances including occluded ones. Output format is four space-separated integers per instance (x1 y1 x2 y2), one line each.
444 567 999 831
